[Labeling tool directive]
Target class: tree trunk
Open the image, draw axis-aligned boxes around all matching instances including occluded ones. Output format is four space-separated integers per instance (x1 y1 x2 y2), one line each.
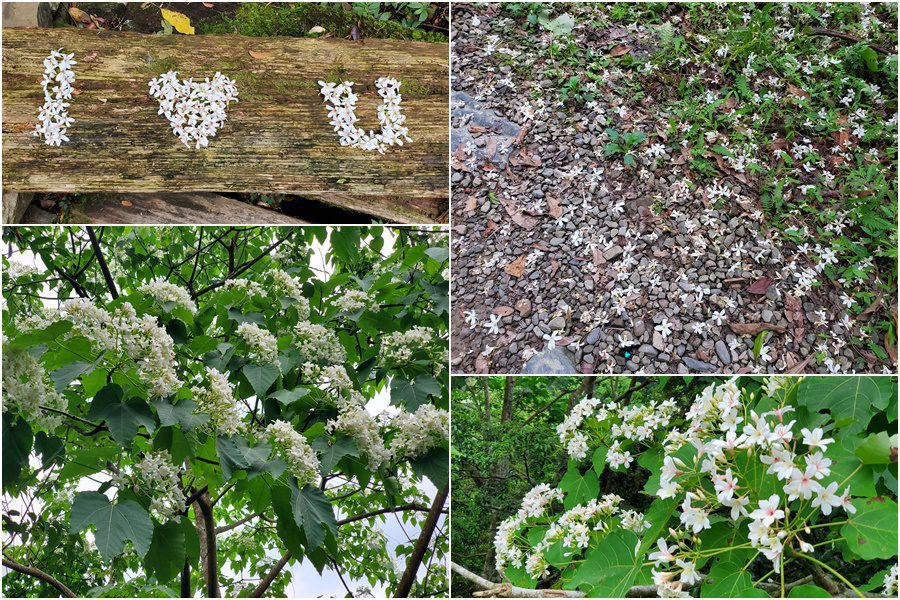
192 492 220 598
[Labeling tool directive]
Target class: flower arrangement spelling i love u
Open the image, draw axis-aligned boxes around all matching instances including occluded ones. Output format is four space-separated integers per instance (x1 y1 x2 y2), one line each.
33 50 412 153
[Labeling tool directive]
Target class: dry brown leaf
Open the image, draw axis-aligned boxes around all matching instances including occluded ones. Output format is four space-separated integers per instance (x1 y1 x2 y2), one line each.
510 148 542 167
609 44 630 57
464 196 478 213
493 306 514 316
886 331 897 363
504 255 526 278
549 259 560 277
453 144 467 161
747 276 775 295
730 322 787 336
468 124 489 134
787 84 811 100
248 50 273 59
547 194 563 219
499 196 539 230
786 354 813 374
482 220 497 238
68 7 93 23
121 200 133 207
513 125 530 146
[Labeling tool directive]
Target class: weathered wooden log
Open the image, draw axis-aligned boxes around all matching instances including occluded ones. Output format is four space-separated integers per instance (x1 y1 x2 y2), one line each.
60 193 310 225
2 28 449 223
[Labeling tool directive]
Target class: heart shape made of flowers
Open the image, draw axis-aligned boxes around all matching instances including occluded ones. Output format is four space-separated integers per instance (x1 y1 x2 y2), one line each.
148 71 239 150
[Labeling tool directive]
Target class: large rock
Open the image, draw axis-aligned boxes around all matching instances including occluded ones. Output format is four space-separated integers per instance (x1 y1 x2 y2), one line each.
521 347 578 374
451 91 522 168
682 356 717 373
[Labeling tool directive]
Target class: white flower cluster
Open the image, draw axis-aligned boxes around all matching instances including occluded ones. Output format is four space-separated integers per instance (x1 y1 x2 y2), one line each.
266 419 320 486
5 261 43 282
34 49 76 146
191 367 242 435
380 326 434 364
650 381 856 596
326 400 391 469
138 278 197 314
884 564 898 597
319 77 412 153
390 404 449 459
61 299 179 397
293 321 346 364
270 269 311 320
1 346 67 430
148 71 238 149
332 289 370 312
114 450 185 521
495 484 564 572
557 395 678 460
235 322 279 365
221 278 267 298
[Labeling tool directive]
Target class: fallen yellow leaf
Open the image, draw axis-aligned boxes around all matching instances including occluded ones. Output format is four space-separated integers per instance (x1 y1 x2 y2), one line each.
248 50 273 59
68 7 93 24
160 8 195 35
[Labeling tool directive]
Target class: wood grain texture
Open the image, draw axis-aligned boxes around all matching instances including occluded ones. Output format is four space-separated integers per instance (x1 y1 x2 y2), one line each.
60 193 310 225
2 28 449 223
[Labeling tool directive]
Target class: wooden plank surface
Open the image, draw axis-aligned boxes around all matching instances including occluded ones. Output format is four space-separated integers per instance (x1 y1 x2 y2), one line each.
58 193 311 225
2 28 448 223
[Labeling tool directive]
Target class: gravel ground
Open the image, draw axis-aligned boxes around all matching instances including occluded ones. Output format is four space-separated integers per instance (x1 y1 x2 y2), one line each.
450 3 896 375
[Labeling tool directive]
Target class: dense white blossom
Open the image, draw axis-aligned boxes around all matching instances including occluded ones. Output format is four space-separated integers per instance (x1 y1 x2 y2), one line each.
191 367 242 435
332 289 370 312
34 49 76 146
61 299 179 397
390 404 449 459
266 419 320 486
2 345 67 430
235 322 279 364
380 326 434 363
319 77 411 153
114 450 185 521
148 71 238 149
138 278 197 314
293 321 346 364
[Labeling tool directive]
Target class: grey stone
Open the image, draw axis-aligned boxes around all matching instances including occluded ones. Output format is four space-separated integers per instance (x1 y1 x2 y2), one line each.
652 331 666 352
682 357 717 373
586 327 603 345
548 316 567 330
521 347 578 374
603 245 624 260
715 340 732 365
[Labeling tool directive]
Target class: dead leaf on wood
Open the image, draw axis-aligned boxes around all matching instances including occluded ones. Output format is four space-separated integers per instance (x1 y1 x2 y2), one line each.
609 44 630 57
248 50 273 59
464 196 478 213
504 255 526 278
787 84 811 100
747 276 775 295
730 322 786 336
493 306 514 316
547 194 563 219
68 7 93 23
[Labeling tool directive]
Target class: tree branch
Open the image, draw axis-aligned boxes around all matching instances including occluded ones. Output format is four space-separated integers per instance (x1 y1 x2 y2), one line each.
193 233 293 298
808 27 892 54
2 555 76 597
249 550 292 598
337 502 433 526
214 511 264 535
85 226 118 300
395 484 449 597
450 561 584 598
192 492 220 597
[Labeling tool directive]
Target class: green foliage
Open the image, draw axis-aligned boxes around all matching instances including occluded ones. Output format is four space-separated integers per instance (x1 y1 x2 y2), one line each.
1 225 448 597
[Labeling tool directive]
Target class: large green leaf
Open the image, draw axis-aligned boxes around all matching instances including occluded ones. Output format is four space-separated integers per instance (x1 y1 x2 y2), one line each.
2 416 33 489
242 363 280 398
70 492 153 561
51 360 97 391
788 585 831 597
559 466 599 510
145 521 186 583
798 377 891 434
390 375 441 410
841 497 898 559
89 384 156 445
638 498 677 555
568 530 642 596
216 435 283 481
153 398 209 432
410 445 449 490
58 446 120 481
591 445 608 477
291 484 337 552
701 559 763 597
855 432 896 465
312 435 358 476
